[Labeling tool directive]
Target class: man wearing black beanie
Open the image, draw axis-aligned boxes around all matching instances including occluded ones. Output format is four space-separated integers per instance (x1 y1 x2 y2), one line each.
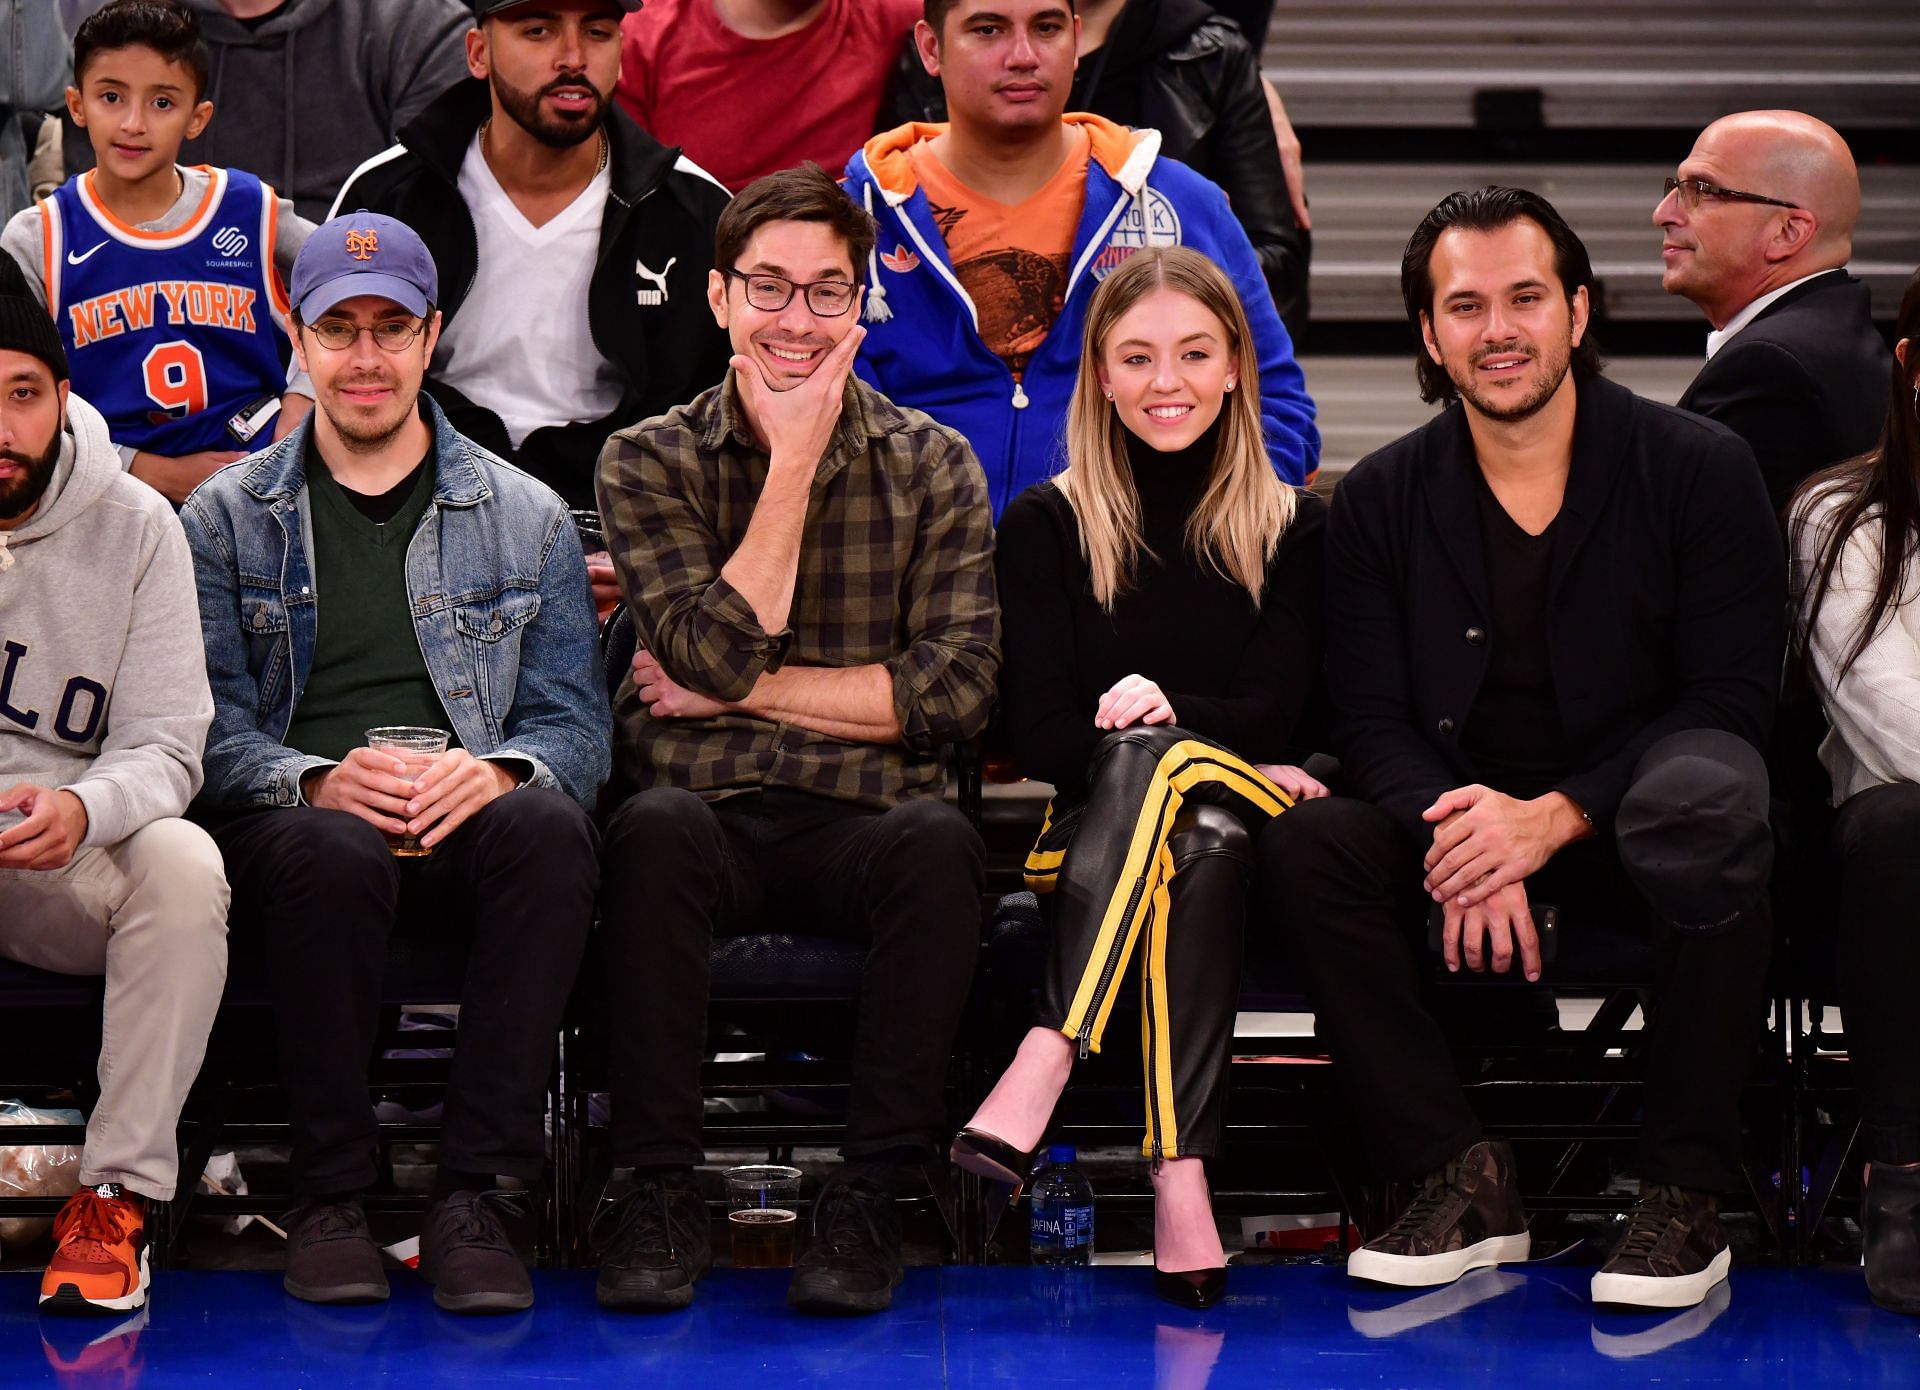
0 277 229 1316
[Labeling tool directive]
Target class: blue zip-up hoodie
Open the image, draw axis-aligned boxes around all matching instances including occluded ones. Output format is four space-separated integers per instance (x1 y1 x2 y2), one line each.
844 114 1319 517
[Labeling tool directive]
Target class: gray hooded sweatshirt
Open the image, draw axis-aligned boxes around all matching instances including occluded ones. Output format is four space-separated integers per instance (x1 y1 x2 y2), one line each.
0 391 213 848
178 0 474 222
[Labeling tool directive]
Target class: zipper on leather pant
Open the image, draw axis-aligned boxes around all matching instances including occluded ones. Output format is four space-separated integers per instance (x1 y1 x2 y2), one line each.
1144 892 1164 1161
1079 869 1152 1059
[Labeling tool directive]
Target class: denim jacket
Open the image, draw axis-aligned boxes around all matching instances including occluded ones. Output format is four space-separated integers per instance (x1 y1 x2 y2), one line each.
181 397 611 810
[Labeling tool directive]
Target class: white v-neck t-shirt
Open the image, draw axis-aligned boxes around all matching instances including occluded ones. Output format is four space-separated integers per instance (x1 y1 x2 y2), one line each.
431 135 626 448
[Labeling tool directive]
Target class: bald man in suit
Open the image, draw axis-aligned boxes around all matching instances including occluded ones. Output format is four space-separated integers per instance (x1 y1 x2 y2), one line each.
1656 110 1892 518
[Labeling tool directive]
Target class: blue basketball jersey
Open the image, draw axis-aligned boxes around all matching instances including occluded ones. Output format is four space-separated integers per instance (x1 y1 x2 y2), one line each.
40 166 292 456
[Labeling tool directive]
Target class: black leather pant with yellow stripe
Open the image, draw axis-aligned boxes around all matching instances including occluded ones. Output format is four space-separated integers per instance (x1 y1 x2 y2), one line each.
1024 727 1292 1160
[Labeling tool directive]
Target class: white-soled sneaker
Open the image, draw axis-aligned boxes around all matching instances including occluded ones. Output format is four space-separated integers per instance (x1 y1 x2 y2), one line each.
1347 1139 1531 1289
1589 1183 1731 1310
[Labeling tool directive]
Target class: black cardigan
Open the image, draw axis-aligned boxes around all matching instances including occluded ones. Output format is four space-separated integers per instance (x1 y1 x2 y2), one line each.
1326 372 1785 841
995 467 1325 798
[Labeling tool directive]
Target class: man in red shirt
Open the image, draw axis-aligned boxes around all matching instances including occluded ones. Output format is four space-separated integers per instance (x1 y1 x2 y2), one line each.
617 0 921 192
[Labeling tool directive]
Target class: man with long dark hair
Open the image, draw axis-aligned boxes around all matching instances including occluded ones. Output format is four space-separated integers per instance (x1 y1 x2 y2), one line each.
1261 187 1785 1310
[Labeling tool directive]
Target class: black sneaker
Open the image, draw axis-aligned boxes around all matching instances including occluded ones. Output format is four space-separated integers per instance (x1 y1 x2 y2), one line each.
1346 1139 1531 1288
1590 1183 1730 1309
592 1173 713 1312
786 1174 903 1315
419 1190 534 1314
283 1196 390 1305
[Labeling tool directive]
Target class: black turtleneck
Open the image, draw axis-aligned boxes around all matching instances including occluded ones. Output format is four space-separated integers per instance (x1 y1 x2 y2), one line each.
994 420 1326 797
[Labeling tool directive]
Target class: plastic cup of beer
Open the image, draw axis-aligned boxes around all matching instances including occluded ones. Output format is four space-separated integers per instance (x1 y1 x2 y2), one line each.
724 1164 801 1268
364 726 450 858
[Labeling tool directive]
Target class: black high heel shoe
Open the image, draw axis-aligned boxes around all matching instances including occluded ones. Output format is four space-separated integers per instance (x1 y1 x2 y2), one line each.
949 1128 1038 1196
1154 1265 1227 1310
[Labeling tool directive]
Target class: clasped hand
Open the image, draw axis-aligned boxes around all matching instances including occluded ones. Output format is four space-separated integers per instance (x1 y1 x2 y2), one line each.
1421 785 1590 982
1421 785 1585 906
1439 881 1542 981
307 748 516 850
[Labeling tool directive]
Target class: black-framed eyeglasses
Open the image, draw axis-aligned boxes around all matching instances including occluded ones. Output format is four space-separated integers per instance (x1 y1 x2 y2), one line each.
1661 177 1799 212
304 318 429 353
722 268 857 318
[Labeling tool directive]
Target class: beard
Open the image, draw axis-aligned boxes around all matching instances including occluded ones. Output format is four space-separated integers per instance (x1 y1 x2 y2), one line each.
1446 333 1576 425
490 70 611 149
321 375 421 455
0 430 62 523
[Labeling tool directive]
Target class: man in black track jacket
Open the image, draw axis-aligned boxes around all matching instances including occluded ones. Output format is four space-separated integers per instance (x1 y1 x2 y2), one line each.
330 0 730 539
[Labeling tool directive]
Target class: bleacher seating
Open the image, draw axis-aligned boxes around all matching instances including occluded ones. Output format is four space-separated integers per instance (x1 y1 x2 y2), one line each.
1269 0 1919 481
1303 162 1920 326
1262 1 1920 132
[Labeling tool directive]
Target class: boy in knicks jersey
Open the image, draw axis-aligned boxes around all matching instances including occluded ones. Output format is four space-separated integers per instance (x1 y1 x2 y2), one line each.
1 0 313 504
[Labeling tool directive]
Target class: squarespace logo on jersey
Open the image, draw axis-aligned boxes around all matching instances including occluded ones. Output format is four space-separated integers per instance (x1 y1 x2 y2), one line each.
205 225 254 270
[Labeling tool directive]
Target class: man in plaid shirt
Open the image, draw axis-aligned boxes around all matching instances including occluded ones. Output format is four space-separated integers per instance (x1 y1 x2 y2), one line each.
593 164 999 1317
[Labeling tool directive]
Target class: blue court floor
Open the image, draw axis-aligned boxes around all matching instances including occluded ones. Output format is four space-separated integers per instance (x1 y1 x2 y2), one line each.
7 1264 1918 1388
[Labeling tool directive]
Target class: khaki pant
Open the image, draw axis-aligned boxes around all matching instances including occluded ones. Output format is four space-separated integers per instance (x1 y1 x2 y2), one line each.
0 818 228 1201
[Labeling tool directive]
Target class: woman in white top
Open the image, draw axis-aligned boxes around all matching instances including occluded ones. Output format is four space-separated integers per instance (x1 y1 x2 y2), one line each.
1789 267 1920 1318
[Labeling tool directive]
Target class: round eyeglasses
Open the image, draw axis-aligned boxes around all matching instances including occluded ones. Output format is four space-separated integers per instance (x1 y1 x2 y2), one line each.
304 318 430 353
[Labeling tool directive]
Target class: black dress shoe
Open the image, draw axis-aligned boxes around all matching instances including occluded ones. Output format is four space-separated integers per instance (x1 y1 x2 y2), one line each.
1864 1161 1920 1316
949 1128 1037 1196
1155 1265 1227 1310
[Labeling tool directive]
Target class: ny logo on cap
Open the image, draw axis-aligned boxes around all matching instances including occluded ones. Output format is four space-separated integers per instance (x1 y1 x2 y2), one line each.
346 229 379 261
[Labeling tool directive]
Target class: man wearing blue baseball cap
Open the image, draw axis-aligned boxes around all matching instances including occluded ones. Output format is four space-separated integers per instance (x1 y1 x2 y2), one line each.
181 209 610 1314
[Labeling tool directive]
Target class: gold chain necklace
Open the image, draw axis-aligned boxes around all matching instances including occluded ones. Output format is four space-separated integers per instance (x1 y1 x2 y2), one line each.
479 118 609 178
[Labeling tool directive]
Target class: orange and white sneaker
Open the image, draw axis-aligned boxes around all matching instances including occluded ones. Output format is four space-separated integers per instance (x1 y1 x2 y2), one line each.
40 1184 150 1314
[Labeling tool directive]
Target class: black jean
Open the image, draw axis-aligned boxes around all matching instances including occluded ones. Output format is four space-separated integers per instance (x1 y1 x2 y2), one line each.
1259 729 1774 1194
598 787 985 1169
212 789 598 1195
1029 727 1287 1159
1832 781 1920 1164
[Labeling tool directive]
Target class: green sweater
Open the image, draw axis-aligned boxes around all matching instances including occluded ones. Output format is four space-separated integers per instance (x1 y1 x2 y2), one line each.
283 456 454 763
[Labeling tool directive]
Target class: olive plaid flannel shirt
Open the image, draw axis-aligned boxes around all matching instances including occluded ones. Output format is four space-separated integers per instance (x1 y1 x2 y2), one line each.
596 374 1000 809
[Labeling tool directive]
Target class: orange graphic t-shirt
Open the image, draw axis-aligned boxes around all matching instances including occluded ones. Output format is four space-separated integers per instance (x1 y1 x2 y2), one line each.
906 127 1091 377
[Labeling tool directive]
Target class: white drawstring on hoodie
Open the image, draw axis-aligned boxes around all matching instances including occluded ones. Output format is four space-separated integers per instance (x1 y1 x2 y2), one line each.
862 183 892 324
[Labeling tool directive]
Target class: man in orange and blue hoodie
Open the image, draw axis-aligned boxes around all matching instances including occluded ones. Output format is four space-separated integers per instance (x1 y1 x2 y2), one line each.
843 0 1317 517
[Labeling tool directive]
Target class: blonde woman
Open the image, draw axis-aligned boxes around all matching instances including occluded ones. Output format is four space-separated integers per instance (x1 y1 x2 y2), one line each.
950 248 1325 1307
